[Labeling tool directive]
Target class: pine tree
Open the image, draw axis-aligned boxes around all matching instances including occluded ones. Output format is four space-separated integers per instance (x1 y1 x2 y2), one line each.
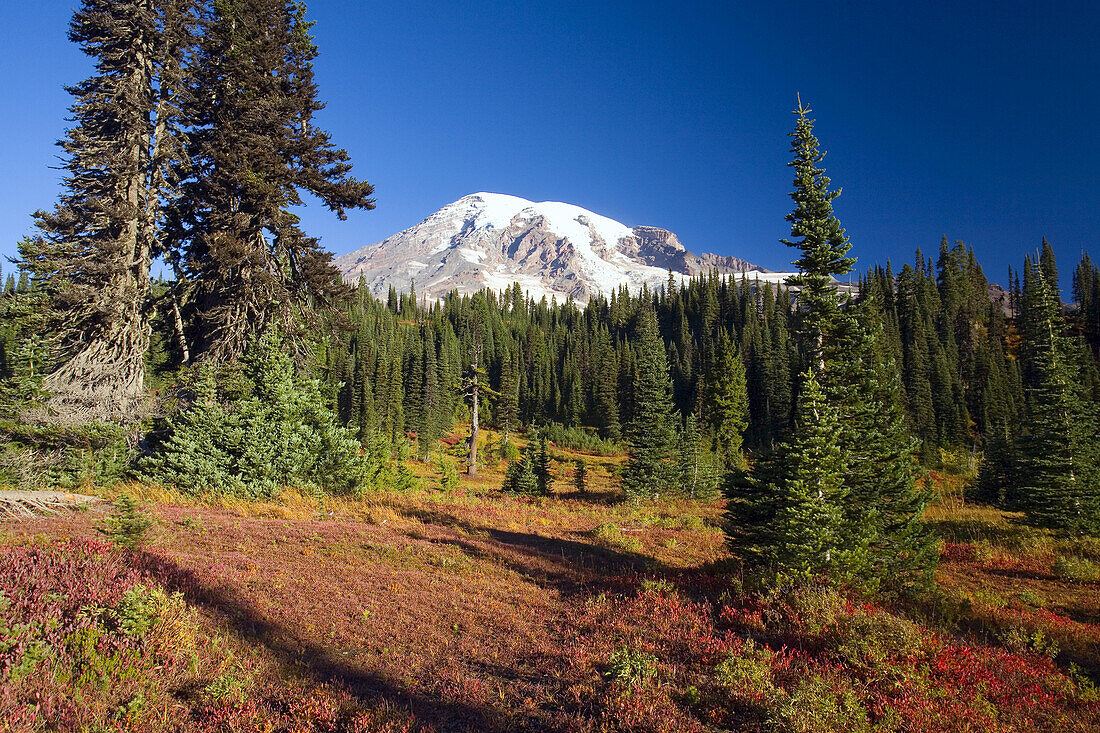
828 300 936 590
621 306 679 499
678 412 721 499
1013 265 1100 534
502 439 541 495
781 96 856 371
705 330 749 469
169 0 374 362
534 435 553 495
573 459 588 496
496 349 520 446
19 0 195 420
728 99 935 591
726 371 848 581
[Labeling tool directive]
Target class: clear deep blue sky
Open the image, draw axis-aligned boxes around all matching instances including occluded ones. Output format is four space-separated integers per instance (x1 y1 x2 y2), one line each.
1 1 1096 290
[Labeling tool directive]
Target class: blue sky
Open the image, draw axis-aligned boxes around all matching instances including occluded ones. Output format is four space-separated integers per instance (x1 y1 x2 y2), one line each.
1 1 1096 291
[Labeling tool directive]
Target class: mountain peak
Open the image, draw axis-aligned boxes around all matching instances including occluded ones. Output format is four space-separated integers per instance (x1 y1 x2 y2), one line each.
333 194 779 302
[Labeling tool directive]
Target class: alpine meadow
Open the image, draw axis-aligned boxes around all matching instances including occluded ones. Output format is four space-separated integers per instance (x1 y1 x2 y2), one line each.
3 2 1100 731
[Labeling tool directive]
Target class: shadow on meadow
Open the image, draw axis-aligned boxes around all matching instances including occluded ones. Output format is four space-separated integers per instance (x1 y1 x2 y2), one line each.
391 501 671 594
135 550 559 732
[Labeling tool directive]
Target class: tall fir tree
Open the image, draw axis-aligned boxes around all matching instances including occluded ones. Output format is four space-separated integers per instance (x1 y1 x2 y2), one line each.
781 96 856 371
19 0 196 420
726 371 849 581
1013 264 1100 534
705 330 749 469
168 0 374 362
728 99 935 591
621 305 679 499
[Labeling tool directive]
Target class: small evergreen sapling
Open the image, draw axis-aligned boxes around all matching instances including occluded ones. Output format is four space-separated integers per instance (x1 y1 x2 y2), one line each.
99 493 153 550
574 459 588 496
502 436 551 495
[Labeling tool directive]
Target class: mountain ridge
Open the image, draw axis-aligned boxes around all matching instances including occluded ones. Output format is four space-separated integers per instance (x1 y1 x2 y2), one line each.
333 193 792 303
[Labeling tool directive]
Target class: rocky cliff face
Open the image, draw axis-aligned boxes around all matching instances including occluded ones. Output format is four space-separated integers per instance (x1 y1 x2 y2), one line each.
333 193 782 303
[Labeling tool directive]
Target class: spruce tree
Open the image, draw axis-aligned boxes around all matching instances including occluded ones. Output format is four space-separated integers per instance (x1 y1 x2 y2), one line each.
502 439 541 495
573 459 588 496
142 330 370 497
1013 265 1100 534
781 96 856 370
169 0 374 362
706 330 749 469
727 99 935 591
678 412 721 499
621 306 679 499
20 0 195 420
726 371 848 581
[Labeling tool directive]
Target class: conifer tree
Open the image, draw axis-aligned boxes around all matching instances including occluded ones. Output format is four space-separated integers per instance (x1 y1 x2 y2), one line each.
534 435 553 494
678 413 721 499
704 330 749 469
1013 265 1100 534
726 371 848 580
573 459 588 496
621 306 679 499
20 0 196 419
502 439 543 495
781 96 856 370
169 0 374 362
728 99 935 591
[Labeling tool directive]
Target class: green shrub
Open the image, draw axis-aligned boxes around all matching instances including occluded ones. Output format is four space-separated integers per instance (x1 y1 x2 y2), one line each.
435 452 459 491
997 627 1060 659
141 331 373 498
714 638 776 697
827 610 928 673
605 645 658 689
1052 555 1100 582
99 494 153 550
116 585 173 637
765 584 849 637
590 522 642 552
204 660 254 704
502 437 551 495
639 577 675 594
768 674 871 733
0 420 134 490
540 422 624 455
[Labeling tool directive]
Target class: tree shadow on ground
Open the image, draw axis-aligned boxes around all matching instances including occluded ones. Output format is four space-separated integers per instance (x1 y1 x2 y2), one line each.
135 550 568 733
393 503 669 596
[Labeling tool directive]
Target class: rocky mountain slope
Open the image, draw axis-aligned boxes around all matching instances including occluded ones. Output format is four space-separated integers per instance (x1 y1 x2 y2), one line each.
334 193 793 302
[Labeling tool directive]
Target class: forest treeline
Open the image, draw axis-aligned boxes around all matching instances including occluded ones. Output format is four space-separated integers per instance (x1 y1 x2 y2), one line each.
318 238 1100 465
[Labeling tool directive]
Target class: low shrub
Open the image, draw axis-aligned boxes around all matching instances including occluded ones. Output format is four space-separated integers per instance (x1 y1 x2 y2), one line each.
0 540 202 730
997 626 1060 659
140 331 373 498
768 674 871 733
435 452 460 491
0 420 134 490
591 523 642 552
605 645 658 689
827 609 929 673
1052 555 1100 582
540 422 624 455
713 638 776 699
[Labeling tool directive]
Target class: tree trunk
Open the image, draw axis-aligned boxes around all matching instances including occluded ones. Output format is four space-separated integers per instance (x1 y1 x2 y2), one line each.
468 373 479 476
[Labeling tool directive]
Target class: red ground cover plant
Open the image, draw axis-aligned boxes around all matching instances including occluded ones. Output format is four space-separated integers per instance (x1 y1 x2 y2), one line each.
3 487 1100 732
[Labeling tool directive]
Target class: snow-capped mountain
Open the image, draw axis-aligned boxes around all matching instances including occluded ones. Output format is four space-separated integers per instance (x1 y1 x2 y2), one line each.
333 193 793 303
